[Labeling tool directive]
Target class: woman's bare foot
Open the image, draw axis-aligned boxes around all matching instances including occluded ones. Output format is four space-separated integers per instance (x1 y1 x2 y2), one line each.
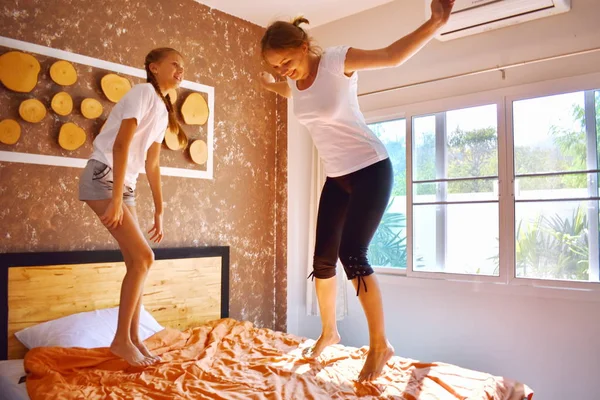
110 339 154 366
302 331 341 359
132 338 160 362
357 342 394 382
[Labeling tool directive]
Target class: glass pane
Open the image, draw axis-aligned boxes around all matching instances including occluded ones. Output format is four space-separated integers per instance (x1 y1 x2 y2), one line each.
413 182 437 198
368 119 407 269
413 203 499 275
413 179 498 203
413 115 436 181
596 91 600 166
446 104 498 178
515 173 598 200
513 91 587 175
369 119 406 196
515 200 599 282
413 105 498 183
368 197 407 269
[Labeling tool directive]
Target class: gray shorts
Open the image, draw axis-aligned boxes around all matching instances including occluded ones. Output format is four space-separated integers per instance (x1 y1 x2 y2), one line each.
79 159 136 206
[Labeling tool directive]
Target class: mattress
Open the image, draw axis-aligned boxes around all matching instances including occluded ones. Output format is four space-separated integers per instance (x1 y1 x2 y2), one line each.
0 359 28 400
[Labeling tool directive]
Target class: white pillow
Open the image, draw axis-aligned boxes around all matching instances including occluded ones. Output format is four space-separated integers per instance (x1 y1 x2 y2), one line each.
14 306 164 349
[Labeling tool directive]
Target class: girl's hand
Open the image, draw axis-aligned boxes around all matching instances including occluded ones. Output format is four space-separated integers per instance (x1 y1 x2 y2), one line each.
430 0 455 26
100 199 124 230
148 213 164 243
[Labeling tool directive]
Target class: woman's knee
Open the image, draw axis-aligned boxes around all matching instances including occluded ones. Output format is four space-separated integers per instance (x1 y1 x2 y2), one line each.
339 248 374 280
311 255 337 279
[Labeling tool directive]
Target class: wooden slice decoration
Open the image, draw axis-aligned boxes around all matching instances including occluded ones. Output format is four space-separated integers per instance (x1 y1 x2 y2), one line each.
166 88 178 104
101 73 132 103
181 93 209 125
0 51 40 93
18 99 46 123
164 126 188 150
164 128 181 150
51 92 73 116
81 98 103 119
0 119 21 145
58 122 86 151
189 139 208 165
49 60 77 86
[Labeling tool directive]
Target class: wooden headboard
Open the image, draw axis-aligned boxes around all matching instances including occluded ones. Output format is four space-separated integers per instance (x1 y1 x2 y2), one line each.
0 246 229 360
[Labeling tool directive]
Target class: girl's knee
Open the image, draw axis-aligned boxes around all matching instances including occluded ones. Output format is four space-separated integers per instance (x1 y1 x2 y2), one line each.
132 247 154 271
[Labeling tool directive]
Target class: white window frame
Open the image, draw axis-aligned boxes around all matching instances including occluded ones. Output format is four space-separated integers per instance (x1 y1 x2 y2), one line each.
365 111 408 275
364 70 600 292
505 81 600 290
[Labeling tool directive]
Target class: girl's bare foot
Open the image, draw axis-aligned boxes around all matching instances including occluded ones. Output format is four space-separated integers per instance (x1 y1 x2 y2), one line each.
110 339 154 366
132 338 160 362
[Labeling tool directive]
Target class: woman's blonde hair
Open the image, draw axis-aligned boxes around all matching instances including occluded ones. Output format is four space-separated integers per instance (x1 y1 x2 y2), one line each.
261 17 321 56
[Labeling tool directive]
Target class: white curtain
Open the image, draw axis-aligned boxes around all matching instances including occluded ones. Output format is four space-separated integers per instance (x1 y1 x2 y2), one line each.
305 145 348 320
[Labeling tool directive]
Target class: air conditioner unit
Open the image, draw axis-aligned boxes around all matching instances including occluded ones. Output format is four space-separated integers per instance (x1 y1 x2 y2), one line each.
426 0 571 41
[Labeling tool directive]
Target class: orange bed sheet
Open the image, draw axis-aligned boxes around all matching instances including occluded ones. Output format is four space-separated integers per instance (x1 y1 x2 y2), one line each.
24 318 533 399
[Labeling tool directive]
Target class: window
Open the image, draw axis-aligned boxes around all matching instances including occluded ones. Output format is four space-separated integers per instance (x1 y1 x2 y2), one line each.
366 78 600 289
412 105 499 275
368 119 407 269
512 90 600 283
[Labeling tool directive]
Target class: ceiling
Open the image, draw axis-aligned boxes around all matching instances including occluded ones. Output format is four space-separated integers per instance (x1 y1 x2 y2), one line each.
195 0 395 28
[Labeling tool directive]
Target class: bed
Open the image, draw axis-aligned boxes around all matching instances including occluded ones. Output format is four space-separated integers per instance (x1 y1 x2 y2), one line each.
0 246 229 400
0 248 533 400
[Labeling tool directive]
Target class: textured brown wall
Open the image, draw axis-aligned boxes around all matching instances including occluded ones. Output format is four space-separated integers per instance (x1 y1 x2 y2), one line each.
0 0 287 331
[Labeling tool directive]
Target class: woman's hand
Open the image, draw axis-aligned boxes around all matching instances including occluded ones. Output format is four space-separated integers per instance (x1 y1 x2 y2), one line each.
430 0 455 26
259 71 275 87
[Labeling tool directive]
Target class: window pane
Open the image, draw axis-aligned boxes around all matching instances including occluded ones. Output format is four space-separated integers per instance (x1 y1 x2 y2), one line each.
369 119 406 196
413 105 498 182
414 182 437 198
515 173 597 200
413 179 498 203
513 92 587 175
412 105 498 276
368 119 407 269
413 203 499 275
447 178 498 201
515 200 598 282
413 115 436 181
596 91 600 166
447 104 498 178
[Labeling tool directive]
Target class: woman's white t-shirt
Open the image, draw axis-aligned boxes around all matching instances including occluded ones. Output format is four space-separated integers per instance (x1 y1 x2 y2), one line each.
288 45 388 177
90 83 168 189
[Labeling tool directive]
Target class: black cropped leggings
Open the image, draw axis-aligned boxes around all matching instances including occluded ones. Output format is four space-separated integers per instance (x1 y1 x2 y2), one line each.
310 158 393 295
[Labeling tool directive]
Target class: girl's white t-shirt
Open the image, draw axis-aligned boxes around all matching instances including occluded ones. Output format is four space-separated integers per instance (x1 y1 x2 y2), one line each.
288 45 388 177
90 83 168 189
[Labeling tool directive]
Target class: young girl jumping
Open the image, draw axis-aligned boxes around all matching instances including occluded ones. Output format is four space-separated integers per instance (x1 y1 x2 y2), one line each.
79 47 186 366
259 0 455 381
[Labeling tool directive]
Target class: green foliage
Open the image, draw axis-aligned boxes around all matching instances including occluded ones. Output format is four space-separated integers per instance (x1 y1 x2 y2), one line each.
506 206 589 280
368 198 407 268
447 126 497 193
490 206 590 280
544 94 600 188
